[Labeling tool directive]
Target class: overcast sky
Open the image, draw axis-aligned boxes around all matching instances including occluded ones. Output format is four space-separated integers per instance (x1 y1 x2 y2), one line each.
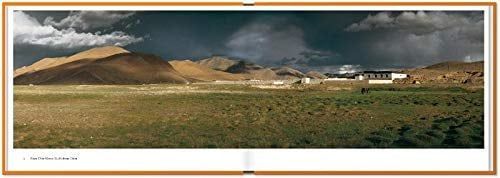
14 11 484 73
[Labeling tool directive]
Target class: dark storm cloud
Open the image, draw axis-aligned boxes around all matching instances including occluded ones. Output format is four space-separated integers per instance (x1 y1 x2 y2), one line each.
282 50 341 67
14 10 484 73
346 11 483 36
224 14 348 70
123 11 254 62
345 11 484 67
225 19 309 65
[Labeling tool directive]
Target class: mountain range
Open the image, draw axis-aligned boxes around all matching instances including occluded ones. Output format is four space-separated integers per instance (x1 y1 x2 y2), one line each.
14 46 327 85
14 46 484 85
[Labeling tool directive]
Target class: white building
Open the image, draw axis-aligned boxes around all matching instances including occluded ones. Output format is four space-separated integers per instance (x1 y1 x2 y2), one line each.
324 78 354 81
273 80 284 85
354 75 364 80
301 78 311 84
353 71 408 84
390 73 408 80
368 80 393 84
355 71 408 81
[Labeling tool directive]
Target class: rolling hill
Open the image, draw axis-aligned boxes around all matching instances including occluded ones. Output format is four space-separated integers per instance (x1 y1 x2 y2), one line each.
168 60 245 81
196 56 239 71
224 61 280 80
14 47 188 85
17 46 484 85
272 67 306 79
14 46 130 78
306 71 328 79
399 61 484 84
424 61 483 71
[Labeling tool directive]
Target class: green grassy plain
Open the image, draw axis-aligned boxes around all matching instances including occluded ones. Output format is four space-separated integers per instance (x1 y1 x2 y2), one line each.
13 83 484 148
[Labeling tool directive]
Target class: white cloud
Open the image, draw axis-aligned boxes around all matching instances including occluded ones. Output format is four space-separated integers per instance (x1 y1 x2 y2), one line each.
14 11 143 49
345 12 394 32
294 64 362 74
337 64 361 74
43 11 134 31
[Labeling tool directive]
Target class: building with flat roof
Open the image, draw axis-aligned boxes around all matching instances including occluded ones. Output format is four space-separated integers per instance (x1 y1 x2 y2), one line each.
355 71 408 81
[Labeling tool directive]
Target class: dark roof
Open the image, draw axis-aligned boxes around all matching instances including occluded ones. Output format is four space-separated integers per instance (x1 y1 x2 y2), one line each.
361 71 394 74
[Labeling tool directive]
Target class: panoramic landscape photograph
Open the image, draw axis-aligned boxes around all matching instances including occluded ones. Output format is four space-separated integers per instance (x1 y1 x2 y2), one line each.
13 10 485 148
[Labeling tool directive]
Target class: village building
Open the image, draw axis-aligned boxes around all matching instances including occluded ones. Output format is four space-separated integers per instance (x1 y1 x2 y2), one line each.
355 71 407 80
273 80 284 85
354 71 408 84
301 77 311 84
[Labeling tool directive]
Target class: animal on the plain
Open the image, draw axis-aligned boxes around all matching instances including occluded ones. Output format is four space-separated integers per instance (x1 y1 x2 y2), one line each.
361 87 370 94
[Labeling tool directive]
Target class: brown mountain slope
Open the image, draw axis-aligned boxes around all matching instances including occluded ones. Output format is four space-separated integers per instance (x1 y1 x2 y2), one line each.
398 61 484 84
424 61 483 71
197 57 284 80
14 57 65 77
225 61 264 73
14 46 130 77
244 68 280 80
14 53 188 85
169 60 245 81
196 56 239 71
272 67 305 79
306 71 328 79
225 61 279 80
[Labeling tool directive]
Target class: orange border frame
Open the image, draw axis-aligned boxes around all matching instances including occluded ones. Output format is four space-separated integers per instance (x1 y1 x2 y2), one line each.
1 1 497 175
